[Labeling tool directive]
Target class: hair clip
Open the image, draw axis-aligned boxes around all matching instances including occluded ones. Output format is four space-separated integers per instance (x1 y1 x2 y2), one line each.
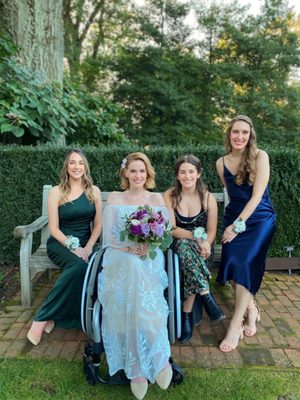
121 158 127 169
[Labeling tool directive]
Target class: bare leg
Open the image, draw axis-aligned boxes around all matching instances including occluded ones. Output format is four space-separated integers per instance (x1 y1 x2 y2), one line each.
182 294 196 312
219 283 252 352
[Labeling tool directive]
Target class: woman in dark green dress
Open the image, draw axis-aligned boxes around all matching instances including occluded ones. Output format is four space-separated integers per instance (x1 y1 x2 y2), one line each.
164 155 225 343
27 149 102 345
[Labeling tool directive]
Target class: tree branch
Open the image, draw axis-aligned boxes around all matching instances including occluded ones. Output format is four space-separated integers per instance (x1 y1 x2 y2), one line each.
79 0 105 46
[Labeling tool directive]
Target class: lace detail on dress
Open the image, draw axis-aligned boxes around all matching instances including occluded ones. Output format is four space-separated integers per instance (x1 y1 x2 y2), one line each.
98 205 171 382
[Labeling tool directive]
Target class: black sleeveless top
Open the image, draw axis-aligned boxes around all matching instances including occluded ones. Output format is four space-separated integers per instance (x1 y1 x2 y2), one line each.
174 192 209 231
174 209 208 231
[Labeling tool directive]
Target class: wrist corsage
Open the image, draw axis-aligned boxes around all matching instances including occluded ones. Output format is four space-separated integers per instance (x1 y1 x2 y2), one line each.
65 235 80 250
233 218 246 234
193 227 208 240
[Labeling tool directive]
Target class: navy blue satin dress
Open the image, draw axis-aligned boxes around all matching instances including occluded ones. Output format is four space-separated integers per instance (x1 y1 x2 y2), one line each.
217 165 276 295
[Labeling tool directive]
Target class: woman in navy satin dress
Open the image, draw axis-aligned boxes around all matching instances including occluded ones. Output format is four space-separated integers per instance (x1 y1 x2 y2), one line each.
216 115 276 352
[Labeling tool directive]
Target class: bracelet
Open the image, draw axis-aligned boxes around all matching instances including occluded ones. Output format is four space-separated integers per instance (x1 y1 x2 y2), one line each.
64 235 80 250
233 218 246 234
193 227 208 240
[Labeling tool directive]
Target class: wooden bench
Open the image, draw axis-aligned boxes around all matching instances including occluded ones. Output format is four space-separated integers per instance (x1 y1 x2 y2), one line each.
14 185 229 306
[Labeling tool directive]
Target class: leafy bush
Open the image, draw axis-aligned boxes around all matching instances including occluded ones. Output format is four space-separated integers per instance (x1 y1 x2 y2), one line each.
62 80 126 145
0 56 72 144
0 144 299 263
0 33 126 145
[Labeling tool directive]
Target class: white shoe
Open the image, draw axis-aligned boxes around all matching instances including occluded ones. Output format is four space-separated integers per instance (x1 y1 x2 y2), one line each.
130 380 148 400
44 320 55 334
155 365 173 390
26 321 47 346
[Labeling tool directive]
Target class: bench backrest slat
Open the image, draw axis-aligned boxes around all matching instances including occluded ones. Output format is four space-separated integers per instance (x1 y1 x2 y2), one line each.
40 185 228 246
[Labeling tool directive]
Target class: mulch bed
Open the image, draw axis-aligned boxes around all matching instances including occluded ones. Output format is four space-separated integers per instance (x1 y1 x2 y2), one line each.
0 263 20 304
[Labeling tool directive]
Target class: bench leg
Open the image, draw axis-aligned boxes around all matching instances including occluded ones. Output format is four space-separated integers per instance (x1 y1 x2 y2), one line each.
19 234 33 307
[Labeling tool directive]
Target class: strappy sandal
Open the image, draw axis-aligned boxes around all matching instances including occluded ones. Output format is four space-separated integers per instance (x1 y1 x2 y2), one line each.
219 318 244 353
244 302 261 337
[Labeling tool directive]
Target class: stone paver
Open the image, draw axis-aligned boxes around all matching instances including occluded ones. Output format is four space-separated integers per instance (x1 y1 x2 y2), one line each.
1 271 300 370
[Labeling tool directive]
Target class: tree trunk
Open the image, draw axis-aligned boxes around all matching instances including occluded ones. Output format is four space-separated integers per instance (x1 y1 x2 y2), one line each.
0 0 65 143
0 0 64 85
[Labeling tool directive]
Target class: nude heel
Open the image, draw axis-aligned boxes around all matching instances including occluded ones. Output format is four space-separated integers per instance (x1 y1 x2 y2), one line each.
44 320 55 334
155 365 173 389
27 330 42 346
27 321 47 346
130 380 148 400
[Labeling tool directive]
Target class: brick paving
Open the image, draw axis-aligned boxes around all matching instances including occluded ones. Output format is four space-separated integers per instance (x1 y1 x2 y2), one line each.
1 271 300 368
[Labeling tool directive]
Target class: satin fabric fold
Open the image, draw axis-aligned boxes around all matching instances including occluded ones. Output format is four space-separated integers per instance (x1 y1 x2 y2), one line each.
217 166 276 295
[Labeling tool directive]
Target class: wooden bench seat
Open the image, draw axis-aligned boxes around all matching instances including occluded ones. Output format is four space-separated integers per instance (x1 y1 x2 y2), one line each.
14 185 229 306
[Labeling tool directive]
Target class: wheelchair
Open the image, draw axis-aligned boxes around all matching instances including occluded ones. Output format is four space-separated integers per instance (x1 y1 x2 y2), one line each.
81 248 185 386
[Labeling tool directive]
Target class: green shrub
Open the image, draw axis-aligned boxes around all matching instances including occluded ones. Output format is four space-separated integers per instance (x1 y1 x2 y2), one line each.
0 33 126 146
0 144 299 263
62 80 126 146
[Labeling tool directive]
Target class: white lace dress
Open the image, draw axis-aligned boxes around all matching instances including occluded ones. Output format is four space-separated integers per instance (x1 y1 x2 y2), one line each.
98 205 171 382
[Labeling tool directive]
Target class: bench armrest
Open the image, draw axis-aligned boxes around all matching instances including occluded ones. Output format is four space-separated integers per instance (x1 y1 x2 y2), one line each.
14 216 49 239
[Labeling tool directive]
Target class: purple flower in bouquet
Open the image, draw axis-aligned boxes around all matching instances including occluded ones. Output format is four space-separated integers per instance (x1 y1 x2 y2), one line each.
141 223 151 236
153 223 164 237
120 205 173 259
153 211 165 224
129 222 142 236
136 209 150 220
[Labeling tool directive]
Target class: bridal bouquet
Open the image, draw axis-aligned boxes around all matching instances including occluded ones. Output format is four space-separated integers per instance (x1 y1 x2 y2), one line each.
120 205 173 259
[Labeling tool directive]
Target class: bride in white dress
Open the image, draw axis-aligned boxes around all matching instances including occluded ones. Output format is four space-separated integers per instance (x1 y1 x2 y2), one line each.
98 152 173 400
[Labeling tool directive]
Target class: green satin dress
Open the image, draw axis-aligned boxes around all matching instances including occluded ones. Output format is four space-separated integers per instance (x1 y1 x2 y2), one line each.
35 193 96 329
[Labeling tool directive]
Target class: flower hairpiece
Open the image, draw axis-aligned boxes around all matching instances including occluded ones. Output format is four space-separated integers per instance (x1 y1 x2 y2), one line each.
121 158 127 169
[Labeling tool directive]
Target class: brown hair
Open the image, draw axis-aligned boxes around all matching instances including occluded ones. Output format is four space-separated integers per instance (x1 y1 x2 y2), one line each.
119 152 156 190
59 148 96 203
170 154 207 209
225 115 257 185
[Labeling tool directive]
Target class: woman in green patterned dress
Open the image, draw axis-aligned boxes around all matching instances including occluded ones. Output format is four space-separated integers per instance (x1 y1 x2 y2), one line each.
164 155 225 343
27 149 102 345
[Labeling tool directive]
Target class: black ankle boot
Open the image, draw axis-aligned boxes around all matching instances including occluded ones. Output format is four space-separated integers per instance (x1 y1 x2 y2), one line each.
192 296 203 326
179 312 193 343
200 293 225 322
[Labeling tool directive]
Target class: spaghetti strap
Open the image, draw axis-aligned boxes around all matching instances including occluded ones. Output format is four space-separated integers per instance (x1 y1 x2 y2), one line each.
206 192 210 210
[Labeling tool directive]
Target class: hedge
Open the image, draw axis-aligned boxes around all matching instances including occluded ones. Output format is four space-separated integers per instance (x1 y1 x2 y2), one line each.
0 144 299 264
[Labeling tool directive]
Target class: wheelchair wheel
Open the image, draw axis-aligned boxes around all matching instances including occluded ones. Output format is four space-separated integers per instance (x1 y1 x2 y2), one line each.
171 363 184 385
84 362 98 386
81 250 104 340
83 346 97 386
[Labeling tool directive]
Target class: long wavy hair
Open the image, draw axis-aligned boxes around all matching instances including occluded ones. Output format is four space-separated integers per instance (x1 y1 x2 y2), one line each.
119 152 156 190
170 154 207 210
59 148 96 204
225 115 257 185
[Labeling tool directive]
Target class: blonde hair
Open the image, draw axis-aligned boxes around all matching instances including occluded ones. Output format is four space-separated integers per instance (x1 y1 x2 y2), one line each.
59 148 96 203
225 115 257 185
119 152 156 190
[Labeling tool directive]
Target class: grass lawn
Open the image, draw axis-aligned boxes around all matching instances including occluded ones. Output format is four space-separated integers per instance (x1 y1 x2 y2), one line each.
0 358 299 400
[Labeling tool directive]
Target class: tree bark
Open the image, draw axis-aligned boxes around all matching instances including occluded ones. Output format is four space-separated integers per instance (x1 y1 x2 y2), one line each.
0 0 64 85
